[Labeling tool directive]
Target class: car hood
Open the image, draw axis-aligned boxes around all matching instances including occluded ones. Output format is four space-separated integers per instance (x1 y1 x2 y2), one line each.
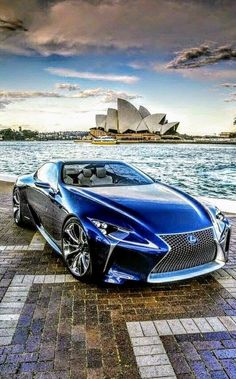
74 183 213 234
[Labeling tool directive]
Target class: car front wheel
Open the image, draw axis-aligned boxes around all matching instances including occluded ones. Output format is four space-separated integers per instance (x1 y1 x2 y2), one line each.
62 217 93 282
13 187 26 227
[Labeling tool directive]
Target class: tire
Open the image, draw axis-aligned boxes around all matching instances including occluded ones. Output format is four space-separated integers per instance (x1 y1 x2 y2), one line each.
13 187 27 227
62 217 94 283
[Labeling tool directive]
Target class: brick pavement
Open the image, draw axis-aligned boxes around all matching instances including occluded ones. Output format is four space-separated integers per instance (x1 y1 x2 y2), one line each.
0 182 236 378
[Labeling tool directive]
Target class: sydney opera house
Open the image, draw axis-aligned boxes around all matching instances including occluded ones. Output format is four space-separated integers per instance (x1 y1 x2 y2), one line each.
91 98 179 138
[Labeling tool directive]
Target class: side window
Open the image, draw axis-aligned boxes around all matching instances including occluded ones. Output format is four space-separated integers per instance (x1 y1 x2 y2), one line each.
36 163 58 190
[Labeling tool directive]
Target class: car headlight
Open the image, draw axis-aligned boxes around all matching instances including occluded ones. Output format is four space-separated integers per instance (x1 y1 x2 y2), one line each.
90 219 130 236
215 209 225 222
206 206 227 240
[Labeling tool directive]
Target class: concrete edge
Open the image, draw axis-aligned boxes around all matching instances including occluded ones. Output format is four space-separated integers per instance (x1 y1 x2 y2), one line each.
0 174 235 214
0 174 17 183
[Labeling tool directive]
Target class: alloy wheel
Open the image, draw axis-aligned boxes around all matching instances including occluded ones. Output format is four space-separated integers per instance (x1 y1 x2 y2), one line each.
13 189 21 224
63 221 90 277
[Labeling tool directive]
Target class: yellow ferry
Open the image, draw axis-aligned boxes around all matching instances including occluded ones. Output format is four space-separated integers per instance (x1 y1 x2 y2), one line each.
92 136 118 145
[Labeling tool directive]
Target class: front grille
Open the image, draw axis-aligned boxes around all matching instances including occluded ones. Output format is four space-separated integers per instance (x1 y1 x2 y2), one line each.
152 228 216 273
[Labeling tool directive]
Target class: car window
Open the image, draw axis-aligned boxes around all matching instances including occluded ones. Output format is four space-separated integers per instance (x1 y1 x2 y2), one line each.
62 161 153 187
36 163 58 190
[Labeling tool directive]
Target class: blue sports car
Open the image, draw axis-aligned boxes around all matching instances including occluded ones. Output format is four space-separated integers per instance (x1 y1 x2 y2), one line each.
13 160 231 284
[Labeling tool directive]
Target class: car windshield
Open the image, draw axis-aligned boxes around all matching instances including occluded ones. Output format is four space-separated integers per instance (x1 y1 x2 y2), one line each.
62 161 153 187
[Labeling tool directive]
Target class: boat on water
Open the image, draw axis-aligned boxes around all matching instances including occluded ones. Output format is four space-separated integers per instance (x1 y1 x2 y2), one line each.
92 136 118 145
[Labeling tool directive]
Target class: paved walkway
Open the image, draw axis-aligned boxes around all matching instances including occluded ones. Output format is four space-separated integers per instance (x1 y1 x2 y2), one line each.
0 182 236 378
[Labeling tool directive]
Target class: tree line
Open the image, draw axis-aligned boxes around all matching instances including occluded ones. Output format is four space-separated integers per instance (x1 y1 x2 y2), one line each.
0 128 38 141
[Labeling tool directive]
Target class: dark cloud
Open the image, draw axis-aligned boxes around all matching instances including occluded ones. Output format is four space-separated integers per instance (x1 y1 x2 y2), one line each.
166 44 236 69
0 18 28 32
221 83 236 88
0 1 235 56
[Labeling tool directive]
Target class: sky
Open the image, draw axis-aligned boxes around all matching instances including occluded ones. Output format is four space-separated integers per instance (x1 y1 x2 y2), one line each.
0 0 235 135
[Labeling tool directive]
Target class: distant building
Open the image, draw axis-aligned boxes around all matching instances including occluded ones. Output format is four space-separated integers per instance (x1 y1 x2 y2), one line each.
220 131 236 138
38 130 89 140
93 98 179 135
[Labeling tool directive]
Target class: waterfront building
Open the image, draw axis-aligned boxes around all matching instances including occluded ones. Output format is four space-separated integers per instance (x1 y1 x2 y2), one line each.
92 98 179 137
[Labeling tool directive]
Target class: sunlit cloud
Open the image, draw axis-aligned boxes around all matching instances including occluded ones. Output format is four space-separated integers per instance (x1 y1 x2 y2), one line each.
72 88 141 103
47 67 139 84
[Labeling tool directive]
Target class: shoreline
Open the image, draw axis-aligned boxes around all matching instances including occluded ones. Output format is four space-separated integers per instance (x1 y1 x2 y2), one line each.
1 139 236 145
1 174 235 214
75 139 236 144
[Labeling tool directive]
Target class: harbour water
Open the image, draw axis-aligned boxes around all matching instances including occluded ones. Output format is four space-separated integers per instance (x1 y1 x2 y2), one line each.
0 141 235 200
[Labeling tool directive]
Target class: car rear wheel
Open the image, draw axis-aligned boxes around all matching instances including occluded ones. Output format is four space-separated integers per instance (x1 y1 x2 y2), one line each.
13 188 26 227
62 218 93 282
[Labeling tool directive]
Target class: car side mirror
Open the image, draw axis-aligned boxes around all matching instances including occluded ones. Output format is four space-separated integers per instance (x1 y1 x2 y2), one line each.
35 181 50 189
48 187 60 196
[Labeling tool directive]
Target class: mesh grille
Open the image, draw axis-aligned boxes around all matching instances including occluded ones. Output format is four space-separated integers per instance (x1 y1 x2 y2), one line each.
152 228 216 273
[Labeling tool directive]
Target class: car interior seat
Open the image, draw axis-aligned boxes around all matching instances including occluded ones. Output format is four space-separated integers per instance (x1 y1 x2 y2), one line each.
78 168 93 186
63 167 77 184
91 167 113 186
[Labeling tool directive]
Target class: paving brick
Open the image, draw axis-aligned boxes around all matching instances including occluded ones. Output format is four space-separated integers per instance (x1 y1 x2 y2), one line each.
126 321 143 337
214 348 236 359
140 321 158 337
200 350 222 371
136 353 170 366
133 345 165 356
167 319 186 334
206 317 227 332
194 318 214 333
131 336 162 346
180 318 200 334
139 364 175 378
154 320 172 336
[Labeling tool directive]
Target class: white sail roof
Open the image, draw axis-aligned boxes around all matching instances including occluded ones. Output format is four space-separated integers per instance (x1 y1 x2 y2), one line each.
118 98 143 133
105 108 118 132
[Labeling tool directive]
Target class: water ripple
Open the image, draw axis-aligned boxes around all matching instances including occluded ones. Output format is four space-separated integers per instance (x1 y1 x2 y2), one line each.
0 141 235 200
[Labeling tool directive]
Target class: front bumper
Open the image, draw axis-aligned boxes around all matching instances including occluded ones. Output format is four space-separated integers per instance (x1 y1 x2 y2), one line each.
148 260 225 283
102 224 231 285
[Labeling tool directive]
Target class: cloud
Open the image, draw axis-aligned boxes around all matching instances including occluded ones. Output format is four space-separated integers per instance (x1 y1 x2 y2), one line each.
103 90 142 103
0 99 12 110
0 87 141 109
127 61 147 70
221 83 236 88
47 67 139 84
0 17 27 32
224 93 236 102
153 64 236 82
55 83 80 91
0 90 70 110
72 88 141 102
0 90 66 98
166 44 236 69
0 1 235 57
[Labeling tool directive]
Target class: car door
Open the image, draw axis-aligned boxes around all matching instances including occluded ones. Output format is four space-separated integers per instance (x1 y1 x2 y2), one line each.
26 163 56 236
49 167 69 246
